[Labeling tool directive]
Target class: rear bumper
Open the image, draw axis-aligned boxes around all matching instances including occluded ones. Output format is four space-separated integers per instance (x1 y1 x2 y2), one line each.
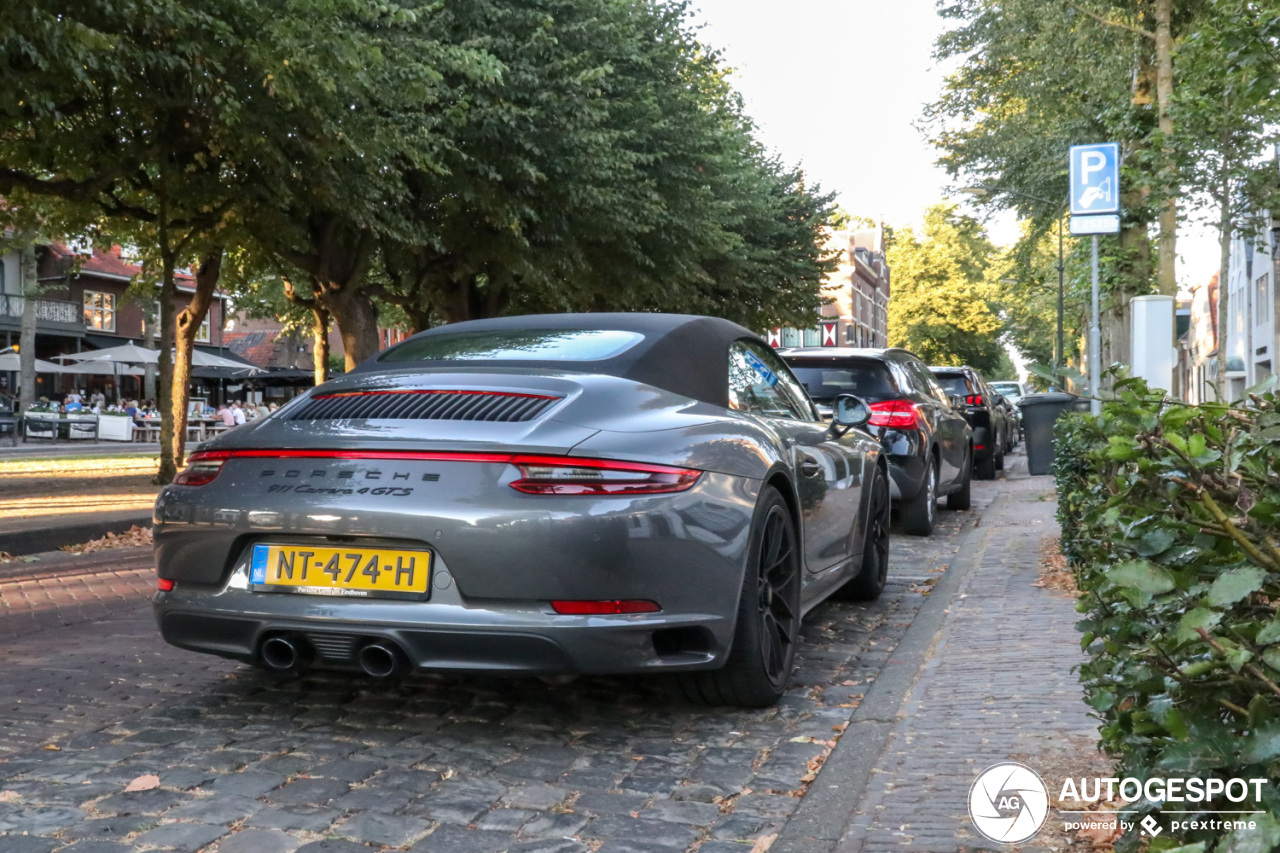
155 606 726 675
154 550 735 676
869 427 927 502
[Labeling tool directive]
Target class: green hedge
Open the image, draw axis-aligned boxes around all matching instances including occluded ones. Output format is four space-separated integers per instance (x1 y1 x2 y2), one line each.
1054 377 1280 852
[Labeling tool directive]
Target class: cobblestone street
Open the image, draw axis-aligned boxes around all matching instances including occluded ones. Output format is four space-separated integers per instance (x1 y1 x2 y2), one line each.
0 456 1084 853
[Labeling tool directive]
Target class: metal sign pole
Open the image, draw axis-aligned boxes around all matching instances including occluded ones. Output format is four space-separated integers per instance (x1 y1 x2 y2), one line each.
1090 235 1102 414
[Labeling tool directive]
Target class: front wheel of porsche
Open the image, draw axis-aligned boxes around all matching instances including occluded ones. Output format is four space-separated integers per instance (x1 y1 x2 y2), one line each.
680 485 800 708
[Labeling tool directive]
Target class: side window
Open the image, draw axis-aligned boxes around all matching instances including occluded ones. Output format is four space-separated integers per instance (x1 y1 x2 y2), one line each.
907 360 949 405
728 341 811 421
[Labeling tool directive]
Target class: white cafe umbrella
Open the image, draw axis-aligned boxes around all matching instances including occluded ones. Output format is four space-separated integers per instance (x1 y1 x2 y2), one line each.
0 347 68 373
60 360 144 376
57 342 160 365
57 343 262 373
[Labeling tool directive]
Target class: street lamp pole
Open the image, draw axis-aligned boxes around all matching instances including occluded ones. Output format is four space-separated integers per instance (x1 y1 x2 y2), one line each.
961 186 1067 380
1056 211 1064 376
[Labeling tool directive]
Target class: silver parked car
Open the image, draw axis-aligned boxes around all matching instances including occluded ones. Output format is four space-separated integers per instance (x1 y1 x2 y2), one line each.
154 314 891 707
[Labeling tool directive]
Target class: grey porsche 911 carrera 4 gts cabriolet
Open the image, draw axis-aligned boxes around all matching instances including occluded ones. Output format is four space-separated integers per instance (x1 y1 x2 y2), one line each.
154 313 890 706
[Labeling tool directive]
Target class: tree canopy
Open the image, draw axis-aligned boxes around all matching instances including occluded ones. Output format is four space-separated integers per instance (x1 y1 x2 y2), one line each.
886 204 1004 374
0 0 837 481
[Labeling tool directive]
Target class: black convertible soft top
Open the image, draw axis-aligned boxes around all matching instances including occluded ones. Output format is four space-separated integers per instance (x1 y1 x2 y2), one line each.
359 313 763 408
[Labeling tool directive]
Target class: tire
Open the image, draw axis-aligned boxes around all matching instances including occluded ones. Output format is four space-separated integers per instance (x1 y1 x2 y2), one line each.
900 456 937 536
839 467 890 601
995 445 1005 471
975 447 996 480
946 449 972 510
680 486 800 708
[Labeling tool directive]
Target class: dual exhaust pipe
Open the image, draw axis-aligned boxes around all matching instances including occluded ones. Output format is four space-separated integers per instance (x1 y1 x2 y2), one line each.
258 634 408 678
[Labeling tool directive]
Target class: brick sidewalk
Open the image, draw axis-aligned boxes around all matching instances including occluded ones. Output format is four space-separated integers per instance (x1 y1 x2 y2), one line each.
835 462 1094 852
0 547 154 639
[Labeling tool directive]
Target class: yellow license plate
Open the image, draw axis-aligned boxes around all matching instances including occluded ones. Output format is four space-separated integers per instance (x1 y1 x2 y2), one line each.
249 544 430 598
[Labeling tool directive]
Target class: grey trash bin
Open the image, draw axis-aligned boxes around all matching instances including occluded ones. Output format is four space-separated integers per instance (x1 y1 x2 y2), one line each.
1019 393 1091 476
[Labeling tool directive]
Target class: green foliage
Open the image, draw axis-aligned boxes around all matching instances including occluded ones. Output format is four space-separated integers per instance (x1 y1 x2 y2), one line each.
378 0 834 333
1055 374 1280 852
886 204 1004 373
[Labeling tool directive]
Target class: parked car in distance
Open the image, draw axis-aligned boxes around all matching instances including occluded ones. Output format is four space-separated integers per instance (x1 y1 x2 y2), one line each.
989 381 1025 442
929 366 1009 480
779 347 972 537
155 314 893 708
989 380 1028 403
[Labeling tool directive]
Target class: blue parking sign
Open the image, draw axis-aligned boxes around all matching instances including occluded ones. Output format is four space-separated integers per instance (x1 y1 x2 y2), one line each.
1069 143 1120 216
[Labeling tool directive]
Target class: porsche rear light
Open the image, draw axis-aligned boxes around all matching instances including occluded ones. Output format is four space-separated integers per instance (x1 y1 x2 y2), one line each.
509 456 701 496
173 450 232 486
551 600 661 615
868 400 922 430
965 394 984 406
157 578 175 591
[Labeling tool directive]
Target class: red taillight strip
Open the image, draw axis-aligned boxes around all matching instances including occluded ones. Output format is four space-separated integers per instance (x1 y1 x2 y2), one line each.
196 449 696 472
204 448 515 463
313 389 560 401
175 450 702 495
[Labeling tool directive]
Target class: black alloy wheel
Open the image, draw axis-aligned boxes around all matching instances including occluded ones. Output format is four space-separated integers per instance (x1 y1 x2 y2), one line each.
839 467 891 601
681 486 800 708
901 456 937 536
946 448 972 510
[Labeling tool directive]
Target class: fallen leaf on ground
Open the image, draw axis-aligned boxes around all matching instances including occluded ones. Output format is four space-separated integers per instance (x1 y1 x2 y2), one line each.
61 525 153 555
42 744 60 751
0 791 21 803
124 774 160 792
749 833 778 853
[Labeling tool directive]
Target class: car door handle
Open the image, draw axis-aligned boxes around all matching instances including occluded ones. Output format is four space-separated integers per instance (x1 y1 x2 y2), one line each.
800 458 822 478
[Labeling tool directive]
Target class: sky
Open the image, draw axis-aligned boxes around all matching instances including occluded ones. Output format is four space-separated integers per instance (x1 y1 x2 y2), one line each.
685 0 1220 292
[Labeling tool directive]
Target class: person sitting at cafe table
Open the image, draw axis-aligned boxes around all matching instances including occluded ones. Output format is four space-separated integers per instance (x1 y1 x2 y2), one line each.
231 401 247 426
64 393 83 412
217 403 236 426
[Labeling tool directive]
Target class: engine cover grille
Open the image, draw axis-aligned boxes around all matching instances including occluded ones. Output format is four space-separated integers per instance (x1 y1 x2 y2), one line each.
287 390 559 423
304 632 359 662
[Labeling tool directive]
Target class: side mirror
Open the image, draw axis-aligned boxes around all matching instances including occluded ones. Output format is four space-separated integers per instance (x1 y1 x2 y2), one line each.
832 393 871 428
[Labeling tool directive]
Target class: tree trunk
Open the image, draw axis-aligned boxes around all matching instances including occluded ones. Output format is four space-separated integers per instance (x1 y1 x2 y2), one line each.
17 239 38 415
155 240 179 485
312 304 331 386
325 287 380 370
1155 0 1177 298
1214 188 1232 403
169 248 223 469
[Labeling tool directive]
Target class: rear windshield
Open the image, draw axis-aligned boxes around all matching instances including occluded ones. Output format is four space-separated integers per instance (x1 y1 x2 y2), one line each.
380 329 644 364
784 359 897 401
932 373 974 395
990 382 1022 399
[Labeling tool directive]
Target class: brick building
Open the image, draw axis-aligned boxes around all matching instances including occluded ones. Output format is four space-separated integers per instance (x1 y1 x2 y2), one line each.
0 241 249 401
766 226 891 349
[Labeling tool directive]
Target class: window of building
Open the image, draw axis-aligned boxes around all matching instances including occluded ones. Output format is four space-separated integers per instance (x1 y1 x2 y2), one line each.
83 291 115 332
1257 275 1270 327
196 317 211 343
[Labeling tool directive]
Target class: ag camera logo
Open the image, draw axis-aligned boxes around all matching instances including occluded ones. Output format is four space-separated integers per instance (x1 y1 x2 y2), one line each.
969 762 1050 843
